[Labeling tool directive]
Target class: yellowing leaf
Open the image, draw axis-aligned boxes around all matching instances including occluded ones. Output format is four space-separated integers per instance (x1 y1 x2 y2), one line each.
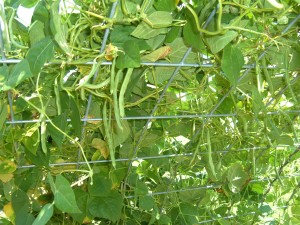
3 202 15 223
91 138 109 159
51 159 76 174
142 46 172 62
0 174 14 183
105 43 118 61
0 158 17 183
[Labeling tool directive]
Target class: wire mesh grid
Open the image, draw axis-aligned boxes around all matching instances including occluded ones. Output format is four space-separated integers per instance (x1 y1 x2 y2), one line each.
1 1 300 224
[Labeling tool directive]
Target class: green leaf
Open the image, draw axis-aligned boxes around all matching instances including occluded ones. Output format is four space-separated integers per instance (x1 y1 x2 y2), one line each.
227 163 249 193
88 194 123 222
206 31 238 54
26 37 55 76
158 214 171 224
179 203 199 224
50 1 72 56
2 59 33 91
22 124 40 155
70 189 93 224
0 65 9 88
166 38 198 63
12 189 35 225
0 102 8 132
183 20 204 51
29 21 46 45
32 203 54 225
21 0 40 8
88 175 113 197
116 40 140 69
154 0 176 11
110 25 151 50
139 196 155 210
131 21 168 39
54 175 81 214
277 134 294 146
0 158 17 183
221 44 244 86
47 112 67 148
146 11 173 27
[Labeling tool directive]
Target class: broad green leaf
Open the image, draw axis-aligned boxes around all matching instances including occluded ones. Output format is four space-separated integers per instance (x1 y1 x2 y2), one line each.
179 203 199 224
70 189 93 224
88 175 113 197
12 190 35 225
146 11 173 27
116 40 140 69
227 163 249 193
22 124 40 155
29 20 45 45
145 34 166 50
0 158 17 183
158 214 171 224
139 196 155 210
277 134 294 146
154 0 176 11
183 20 204 51
47 112 67 148
26 37 55 76
221 44 244 86
165 26 180 43
112 119 131 147
140 0 154 13
2 59 32 91
206 31 238 54
21 0 40 8
88 194 123 222
166 38 198 63
131 21 168 39
54 174 81 213
0 102 8 132
50 1 72 56
110 25 151 50
32 203 53 225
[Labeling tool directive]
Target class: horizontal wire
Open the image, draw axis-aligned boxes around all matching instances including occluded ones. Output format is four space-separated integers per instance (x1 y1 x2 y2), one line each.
124 173 300 199
5 110 300 125
197 204 290 224
0 59 278 69
19 145 298 169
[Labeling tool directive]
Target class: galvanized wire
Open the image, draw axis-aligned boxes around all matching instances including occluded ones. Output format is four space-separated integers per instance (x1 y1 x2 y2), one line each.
0 2 299 224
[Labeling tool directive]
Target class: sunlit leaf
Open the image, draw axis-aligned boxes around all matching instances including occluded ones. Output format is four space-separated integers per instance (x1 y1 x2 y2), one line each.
32 203 54 225
0 158 17 183
116 40 140 69
206 31 238 54
91 138 109 159
221 44 244 86
26 37 54 75
227 163 249 193
2 59 32 91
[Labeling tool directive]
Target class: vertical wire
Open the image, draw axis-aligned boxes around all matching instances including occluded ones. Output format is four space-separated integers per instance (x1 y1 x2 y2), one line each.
190 14 300 145
0 3 18 159
76 1 118 164
122 2 221 191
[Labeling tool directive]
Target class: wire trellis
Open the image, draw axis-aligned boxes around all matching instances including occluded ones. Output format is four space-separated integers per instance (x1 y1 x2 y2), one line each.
1 1 300 224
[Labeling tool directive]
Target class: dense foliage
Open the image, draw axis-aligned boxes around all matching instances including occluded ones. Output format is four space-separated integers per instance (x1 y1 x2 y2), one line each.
0 0 300 224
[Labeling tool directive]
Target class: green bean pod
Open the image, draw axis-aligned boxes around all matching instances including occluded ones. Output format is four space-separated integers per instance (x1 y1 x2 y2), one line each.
119 68 133 118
